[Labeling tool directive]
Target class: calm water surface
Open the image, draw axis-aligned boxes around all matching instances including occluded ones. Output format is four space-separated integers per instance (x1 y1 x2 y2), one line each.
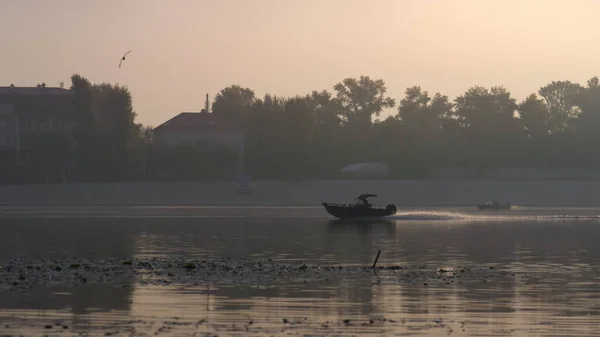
0 205 600 336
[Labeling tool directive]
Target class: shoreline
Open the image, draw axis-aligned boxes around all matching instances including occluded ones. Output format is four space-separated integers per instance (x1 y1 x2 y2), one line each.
0 179 599 206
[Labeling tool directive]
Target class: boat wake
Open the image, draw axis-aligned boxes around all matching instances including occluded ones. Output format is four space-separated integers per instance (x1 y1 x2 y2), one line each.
531 215 600 220
389 211 600 222
389 211 475 221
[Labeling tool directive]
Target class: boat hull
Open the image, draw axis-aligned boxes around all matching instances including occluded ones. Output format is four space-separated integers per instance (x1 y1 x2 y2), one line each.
477 204 511 210
322 202 397 219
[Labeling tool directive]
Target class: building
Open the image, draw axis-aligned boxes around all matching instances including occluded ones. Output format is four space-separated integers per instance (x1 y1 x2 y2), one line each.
152 110 244 153
0 84 76 155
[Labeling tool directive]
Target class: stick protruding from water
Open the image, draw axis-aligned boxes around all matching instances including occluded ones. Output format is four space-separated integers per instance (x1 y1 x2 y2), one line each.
372 249 381 269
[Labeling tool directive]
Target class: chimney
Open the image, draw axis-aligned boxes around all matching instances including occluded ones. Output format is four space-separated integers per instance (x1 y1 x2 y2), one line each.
205 94 209 114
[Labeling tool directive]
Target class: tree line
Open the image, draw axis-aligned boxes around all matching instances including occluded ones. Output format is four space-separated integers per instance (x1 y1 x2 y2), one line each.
9 73 600 183
212 75 600 179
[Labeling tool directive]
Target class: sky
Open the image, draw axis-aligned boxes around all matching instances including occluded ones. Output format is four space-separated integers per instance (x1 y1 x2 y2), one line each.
1 0 600 126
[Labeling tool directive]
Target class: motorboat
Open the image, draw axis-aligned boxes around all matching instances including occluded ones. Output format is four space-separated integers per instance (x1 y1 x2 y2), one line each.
477 201 511 210
322 193 397 219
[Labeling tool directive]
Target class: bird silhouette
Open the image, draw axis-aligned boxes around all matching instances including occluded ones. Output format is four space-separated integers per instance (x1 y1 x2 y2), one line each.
119 50 132 68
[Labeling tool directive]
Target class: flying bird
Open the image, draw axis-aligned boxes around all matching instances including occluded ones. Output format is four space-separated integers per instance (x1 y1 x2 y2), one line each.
119 50 132 68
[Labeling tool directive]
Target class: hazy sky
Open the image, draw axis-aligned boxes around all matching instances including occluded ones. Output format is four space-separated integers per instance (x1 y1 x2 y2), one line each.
2 0 599 126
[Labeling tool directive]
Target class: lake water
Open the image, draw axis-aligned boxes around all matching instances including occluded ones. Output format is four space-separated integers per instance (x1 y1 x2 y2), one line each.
1 205 600 336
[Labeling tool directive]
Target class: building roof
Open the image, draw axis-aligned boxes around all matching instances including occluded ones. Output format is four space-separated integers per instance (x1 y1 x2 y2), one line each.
153 112 241 133
0 86 73 96
0 86 75 119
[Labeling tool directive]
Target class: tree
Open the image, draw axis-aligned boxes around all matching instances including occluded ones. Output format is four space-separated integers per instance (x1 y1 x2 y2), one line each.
281 96 317 178
569 77 600 167
398 86 452 131
49 73 600 182
309 90 342 129
130 124 153 181
70 74 96 181
397 86 453 175
453 86 521 169
93 83 138 181
371 117 405 176
516 94 552 167
575 77 600 138
70 75 139 181
517 94 550 139
211 85 255 127
308 90 345 176
453 86 517 130
244 94 287 178
333 76 395 129
538 80 584 134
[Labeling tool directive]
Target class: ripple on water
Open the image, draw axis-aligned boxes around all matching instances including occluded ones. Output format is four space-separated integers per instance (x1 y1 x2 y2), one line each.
1 206 600 335
0 256 597 336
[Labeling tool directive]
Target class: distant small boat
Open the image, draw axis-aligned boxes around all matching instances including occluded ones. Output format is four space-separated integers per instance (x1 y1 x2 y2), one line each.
477 201 511 210
322 193 397 219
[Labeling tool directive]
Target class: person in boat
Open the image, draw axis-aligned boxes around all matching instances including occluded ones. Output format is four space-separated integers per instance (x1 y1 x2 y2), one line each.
355 194 373 208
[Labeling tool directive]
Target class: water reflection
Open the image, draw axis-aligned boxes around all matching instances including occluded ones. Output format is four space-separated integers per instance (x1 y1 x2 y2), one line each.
0 218 139 260
0 207 599 335
0 284 132 314
128 276 600 336
0 217 137 321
